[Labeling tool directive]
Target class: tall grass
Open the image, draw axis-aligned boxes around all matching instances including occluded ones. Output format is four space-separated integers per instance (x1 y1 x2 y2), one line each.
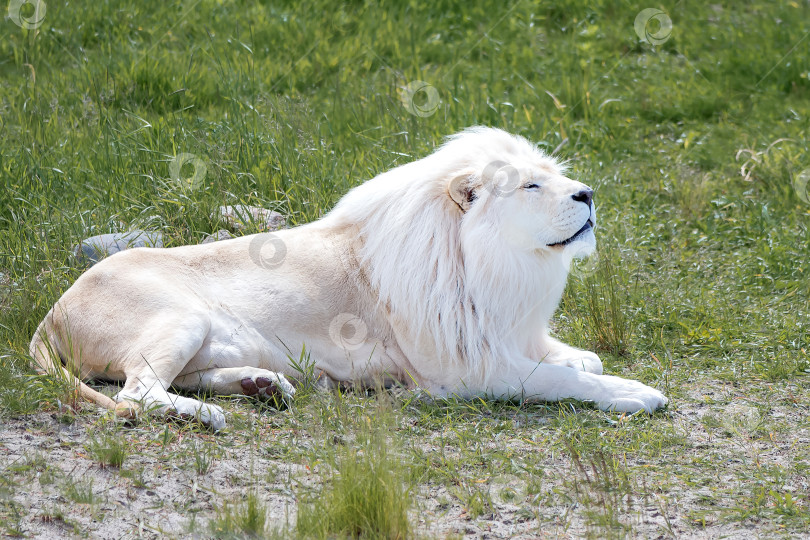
581 246 632 357
296 399 413 539
209 491 271 539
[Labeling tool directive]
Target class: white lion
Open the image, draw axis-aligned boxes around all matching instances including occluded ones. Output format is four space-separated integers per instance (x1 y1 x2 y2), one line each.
30 127 667 429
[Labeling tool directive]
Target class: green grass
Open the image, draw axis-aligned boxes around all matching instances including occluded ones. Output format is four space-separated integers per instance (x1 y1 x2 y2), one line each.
86 430 128 468
209 491 271 539
1 0 809 536
61 478 97 505
296 395 413 539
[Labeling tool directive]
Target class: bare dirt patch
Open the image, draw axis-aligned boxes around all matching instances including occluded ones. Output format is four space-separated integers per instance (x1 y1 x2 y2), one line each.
2 377 808 538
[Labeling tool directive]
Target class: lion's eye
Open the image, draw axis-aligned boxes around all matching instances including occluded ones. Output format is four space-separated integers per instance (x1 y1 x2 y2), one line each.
523 183 540 190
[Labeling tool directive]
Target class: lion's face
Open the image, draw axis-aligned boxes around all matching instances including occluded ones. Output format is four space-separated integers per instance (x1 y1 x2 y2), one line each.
469 164 597 257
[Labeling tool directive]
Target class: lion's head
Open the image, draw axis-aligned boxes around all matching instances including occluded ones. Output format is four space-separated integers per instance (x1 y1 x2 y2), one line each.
325 127 596 383
445 129 596 261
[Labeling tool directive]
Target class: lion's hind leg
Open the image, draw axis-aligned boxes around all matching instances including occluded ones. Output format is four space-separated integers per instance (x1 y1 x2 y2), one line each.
113 314 226 430
173 367 295 403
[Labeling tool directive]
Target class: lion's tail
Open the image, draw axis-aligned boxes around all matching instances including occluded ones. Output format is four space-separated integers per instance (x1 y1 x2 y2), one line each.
29 314 118 411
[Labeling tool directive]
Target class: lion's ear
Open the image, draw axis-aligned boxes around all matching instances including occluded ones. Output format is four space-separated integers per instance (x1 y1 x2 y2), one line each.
448 173 477 213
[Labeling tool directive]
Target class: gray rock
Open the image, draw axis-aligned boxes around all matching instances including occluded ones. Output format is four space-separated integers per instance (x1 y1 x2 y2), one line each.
74 230 163 266
200 229 234 244
216 205 285 232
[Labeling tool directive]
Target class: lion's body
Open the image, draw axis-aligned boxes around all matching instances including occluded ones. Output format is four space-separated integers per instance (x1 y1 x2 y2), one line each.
35 227 401 385
30 127 666 429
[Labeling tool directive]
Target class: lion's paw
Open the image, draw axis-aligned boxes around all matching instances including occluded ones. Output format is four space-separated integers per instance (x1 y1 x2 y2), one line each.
198 403 226 431
561 351 603 375
545 350 603 374
596 375 668 414
240 370 295 403
168 397 226 431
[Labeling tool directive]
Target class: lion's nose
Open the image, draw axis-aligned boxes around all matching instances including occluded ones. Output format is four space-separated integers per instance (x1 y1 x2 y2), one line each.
572 189 593 207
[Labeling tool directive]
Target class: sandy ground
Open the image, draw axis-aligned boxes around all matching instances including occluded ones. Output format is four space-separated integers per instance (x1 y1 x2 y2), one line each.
2 378 807 539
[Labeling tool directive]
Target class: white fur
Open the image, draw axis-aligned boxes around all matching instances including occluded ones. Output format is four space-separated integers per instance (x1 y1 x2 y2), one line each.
30 127 667 429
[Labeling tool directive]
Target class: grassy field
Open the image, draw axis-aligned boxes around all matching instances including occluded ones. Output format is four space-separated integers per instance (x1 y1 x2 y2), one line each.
1 0 810 537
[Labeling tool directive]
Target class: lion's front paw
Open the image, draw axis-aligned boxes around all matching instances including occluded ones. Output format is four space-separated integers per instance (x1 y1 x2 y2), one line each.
544 350 603 374
563 351 603 375
596 375 668 414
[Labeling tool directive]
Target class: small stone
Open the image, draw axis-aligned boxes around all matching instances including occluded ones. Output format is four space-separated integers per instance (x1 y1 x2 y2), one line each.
215 205 285 232
200 229 234 244
74 230 163 266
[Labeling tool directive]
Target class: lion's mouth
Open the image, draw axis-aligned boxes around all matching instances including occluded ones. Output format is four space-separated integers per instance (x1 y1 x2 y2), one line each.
547 219 594 247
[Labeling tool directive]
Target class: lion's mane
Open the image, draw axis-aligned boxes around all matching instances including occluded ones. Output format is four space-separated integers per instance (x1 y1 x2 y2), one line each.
321 127 570 384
